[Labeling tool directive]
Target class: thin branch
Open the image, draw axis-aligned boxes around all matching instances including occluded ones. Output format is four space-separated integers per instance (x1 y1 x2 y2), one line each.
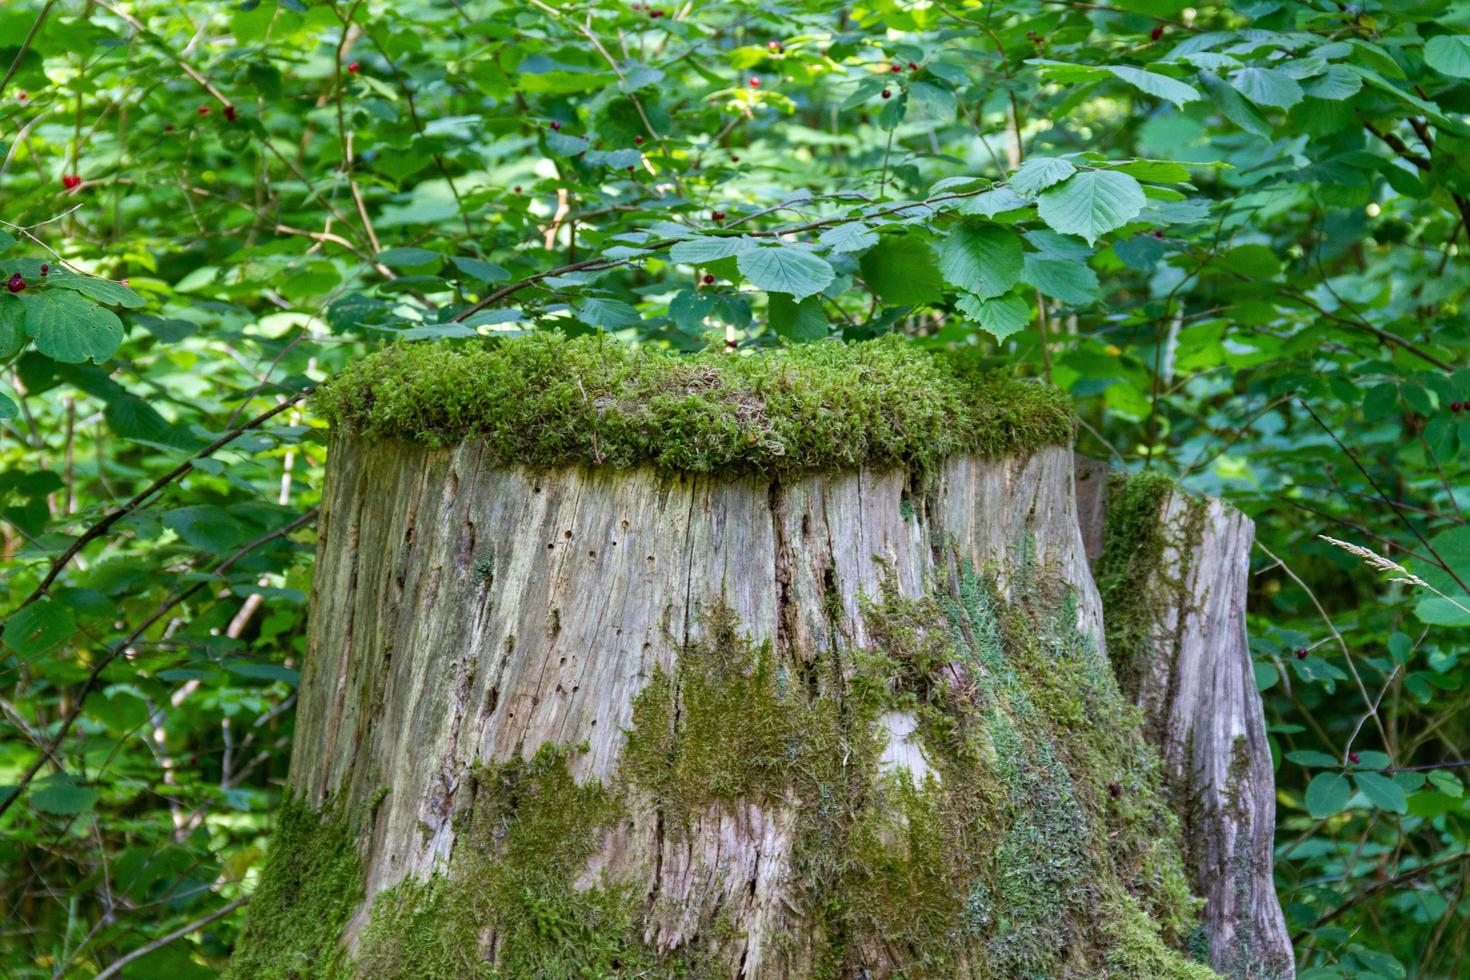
93 897 250 980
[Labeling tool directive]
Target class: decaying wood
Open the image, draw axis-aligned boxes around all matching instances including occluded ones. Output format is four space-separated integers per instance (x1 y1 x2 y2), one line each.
1077 464 1294 979
291 434 1103 973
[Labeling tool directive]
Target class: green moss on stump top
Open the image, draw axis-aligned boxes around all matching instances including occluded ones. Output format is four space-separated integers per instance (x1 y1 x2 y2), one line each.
314 333 1074 474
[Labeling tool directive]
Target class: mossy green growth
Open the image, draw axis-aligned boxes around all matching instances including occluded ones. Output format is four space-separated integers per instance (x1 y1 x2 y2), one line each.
232 558 1209 978
313 332 1074 473
225 796 364 980
1096 470 1204 702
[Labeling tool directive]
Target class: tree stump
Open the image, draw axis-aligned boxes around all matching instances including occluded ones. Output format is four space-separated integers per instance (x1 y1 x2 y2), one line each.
1088 467 1294 979
228 335 1284 978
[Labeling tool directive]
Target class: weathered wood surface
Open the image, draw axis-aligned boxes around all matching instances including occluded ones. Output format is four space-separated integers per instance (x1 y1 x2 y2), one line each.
291 433 1104 972
1078 465 1294 979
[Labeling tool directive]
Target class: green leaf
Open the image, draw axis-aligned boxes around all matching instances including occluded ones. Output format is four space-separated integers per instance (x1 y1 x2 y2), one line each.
31 777 99 815
1036 171 1146 245
738 245 835 300
0 295 25 358
818 223 879 254
768 294 828 341
1009 157 1076 198
225 661 301 685
907 80 956 121
1428 770 1464 798
1303 64 1363 100
1230 67 1304 109
163 505 248 552
374 247 442 268
576 297 641 329
2 598 76 657
938 224 1023 300
669 289 716 332
0 391 15 420
0 228 16 254
669 236 754 265
1107 66 1201 108
1286 750 1341 768
451 256 509 283
1305 772 1352 818
958 292 1031 341
859 236 944 306
24 290 125 364
1354 771 1408 814
1022 255 1100 304
47 272 147 309
1200 70 1272 138
957 187 1028 218
1425 36 1470 79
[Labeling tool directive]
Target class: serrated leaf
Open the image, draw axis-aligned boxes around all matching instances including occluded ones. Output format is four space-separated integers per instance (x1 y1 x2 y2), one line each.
669 236 754 265
818 223 879 254
768 294 828 341
737 245 834 300
1354 771 1408 814
2 598 76 657
1230 66 1304 109
1200 70 1272 138
958 187 1028 218
1107 66 1201 108
1303 64 1362 100
576 297 641 329
1022 255 1100 304
24 290 125 364
1304 772 1351 818
47 272 146 309
669 289 716 332
546 131 591 156
907 80 956 121
1009 157 1077 198
938 225 1023 300
859 236 943 306
31 778 99 815
1036 171 1146 244
958 292 1031 341
1425 36 1470 79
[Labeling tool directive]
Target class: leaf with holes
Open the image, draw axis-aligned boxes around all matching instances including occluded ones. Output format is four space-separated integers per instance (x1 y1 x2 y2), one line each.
24 290 125 364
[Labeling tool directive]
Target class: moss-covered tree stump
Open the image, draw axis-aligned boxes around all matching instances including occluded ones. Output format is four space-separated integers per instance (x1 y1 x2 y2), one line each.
229 336 1286 979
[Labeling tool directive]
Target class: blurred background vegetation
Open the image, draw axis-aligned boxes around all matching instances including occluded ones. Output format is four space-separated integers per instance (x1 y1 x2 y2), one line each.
2 0 1469 976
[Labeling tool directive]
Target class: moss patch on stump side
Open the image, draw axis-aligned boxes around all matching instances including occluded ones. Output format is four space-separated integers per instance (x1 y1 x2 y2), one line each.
229 559 1215 978
313 333 1074 474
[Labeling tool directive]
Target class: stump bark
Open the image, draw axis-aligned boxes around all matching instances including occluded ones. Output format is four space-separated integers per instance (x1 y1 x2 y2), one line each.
227 336 1289 979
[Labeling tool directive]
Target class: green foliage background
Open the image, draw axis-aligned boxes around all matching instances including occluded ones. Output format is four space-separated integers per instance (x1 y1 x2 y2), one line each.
1 0 1469 975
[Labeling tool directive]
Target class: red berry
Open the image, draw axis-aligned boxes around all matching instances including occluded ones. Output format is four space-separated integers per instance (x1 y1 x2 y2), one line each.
514 185 522 193
7 274 24 293
908 62 919 71
634 134 644 144
17 91 27 101
224 105 237 122
1153 230 1165 239
164 123 175 132
1295 647 1308 659
550 121 561 131
1348 752 1360 764
703 274 715 284
650 8 663 17
626 165 635 172
749 77 760 88
62 174 81 190
891 64 902 73
768 40 781 52
198 105 210 116
1151 25 1165 41
1453 402 1463 412
39 264 49 277
711 211 725 222
348 61 360 73
882 89 891 99
729 154 739 162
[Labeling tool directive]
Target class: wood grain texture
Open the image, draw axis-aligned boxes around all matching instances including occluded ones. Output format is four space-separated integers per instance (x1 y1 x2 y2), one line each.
1076 465 1294 980
291 434 1104 973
